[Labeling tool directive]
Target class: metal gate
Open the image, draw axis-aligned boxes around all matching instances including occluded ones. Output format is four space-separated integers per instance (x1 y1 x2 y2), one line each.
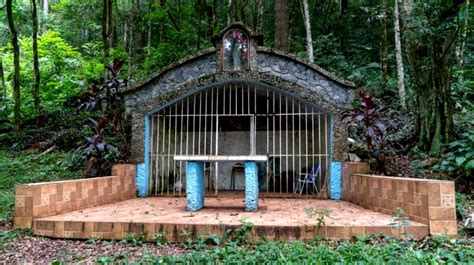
148 82 331 197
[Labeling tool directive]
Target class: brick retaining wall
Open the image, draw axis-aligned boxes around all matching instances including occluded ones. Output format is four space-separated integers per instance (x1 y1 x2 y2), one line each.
14 164 136 229
341 162 457 237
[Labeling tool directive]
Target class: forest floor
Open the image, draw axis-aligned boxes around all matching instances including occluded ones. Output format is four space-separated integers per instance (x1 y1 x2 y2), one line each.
0 222 188 264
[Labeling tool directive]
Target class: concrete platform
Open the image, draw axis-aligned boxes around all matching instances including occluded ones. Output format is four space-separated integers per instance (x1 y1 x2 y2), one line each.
33 193 429 242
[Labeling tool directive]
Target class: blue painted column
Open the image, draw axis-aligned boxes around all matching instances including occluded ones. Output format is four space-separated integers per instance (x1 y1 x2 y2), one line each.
329 162 342 200
244 161 258 211
186 161 205 211
136 163 148 197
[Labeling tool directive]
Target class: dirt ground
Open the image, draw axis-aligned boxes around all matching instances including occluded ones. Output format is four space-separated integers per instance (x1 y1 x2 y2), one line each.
0 222 188 264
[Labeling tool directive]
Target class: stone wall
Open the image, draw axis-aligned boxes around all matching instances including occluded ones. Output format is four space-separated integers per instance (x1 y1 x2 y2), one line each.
124 49 355 162
341 163 457 237
14 164 136 229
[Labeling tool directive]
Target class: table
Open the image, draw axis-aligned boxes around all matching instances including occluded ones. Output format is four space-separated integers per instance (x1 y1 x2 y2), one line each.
174 155 268 212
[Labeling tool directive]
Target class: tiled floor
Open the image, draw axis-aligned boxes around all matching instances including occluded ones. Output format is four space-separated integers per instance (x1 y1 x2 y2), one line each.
34 193 429 241
38 195 418 226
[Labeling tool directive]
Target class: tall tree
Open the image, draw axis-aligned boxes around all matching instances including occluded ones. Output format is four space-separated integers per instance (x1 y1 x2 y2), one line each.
401 0 464 155
32 0 41 119
6 0 21 133
455 0 470 85
0 53 5 103
301 0 314 62
380 0 389 83
102 0 113 76
394 0 407 111
256 0 264 34
274 0 289 52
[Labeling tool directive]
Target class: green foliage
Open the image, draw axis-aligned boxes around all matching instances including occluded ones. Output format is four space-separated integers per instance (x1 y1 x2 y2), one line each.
305 207 332 228
436 129 474 175
121 231 147 246
388 207 411 239
152 230 167 246
0 228 33 250
224 218 254 245
0 150 80 222
1 31 97 122
98 236 474 264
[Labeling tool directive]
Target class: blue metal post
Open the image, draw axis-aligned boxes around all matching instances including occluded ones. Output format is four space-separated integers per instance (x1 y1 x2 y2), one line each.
244 161 258 211
186 161 205 211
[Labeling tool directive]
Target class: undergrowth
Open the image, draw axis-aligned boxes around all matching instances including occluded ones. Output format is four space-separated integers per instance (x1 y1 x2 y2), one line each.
0 150 80 222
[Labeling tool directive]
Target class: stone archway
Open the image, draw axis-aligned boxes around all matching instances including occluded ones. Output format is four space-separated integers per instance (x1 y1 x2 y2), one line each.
123 23 356 199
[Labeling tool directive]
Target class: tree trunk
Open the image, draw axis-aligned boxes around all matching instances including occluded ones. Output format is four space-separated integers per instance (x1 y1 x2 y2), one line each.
41 0 48 32
455 0 469 85
256 0 264 34
102 0 113 76
274 0 289 52
228 0 232 25
42 0 48 15
146 0 152 74
394 0 407 111
302 0 314 62
400 0 461 155
6 0 21 134
128 0 134 81
380 0 389 83
0 53 5 103
32 0 41 120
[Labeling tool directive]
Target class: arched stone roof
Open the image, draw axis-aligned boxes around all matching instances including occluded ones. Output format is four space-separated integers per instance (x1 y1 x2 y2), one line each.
124 24 355 162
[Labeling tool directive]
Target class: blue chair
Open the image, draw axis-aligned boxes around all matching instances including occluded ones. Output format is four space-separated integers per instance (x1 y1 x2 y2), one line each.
296 164 320 195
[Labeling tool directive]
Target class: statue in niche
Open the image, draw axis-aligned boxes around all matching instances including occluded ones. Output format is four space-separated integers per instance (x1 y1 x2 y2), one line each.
223 30 249 71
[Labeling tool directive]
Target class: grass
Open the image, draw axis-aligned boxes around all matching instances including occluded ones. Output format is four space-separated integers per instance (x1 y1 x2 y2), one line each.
0 150 80 222
93 236 474 264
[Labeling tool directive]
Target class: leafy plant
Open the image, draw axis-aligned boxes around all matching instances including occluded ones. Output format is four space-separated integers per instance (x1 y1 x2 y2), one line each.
224 218 254 244
122 231 147 246
343 91 394 172
432 129 474 192
78 59 127 131
305 207 332 228
152 230 168 246
79 118 119 177
388 207 411 239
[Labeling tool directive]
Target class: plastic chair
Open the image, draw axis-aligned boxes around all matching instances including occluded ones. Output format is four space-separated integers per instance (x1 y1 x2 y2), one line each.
296 164 319 195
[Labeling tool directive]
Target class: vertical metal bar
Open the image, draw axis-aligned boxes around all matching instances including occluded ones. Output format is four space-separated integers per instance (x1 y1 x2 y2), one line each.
192 94 196 155
150 114 154 195
318 111 322 189
198 92 202 155
161 109 166 195
204 90 208 155
247 84 250 114
167 106 172 196
235 83 238 114
158 112 160 195
292 98 295 194
223 84 226 115
186 97 190 156
279 93 283 193
229 84 232 114
285 95 289 193
241 84 244 115
272 91 277 194
210 88 215 193
325 112 329 192
305 103 309 196
179 101 184 196
298 100 302 195
173 103 178 196
215 114 219 196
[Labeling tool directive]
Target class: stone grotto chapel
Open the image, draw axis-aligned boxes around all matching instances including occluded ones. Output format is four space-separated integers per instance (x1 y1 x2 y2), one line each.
15 23 457 240
123 23 355 206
